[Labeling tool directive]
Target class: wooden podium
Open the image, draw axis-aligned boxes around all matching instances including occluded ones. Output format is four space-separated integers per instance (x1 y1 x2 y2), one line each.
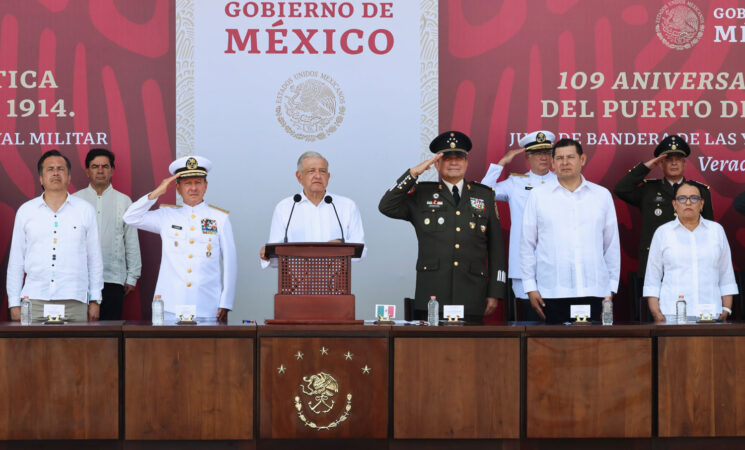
264 242 364 324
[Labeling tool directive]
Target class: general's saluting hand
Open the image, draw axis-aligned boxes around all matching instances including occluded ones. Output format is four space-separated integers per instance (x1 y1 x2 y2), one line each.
644 154 668 170
409 153 443 178
148 173 181 200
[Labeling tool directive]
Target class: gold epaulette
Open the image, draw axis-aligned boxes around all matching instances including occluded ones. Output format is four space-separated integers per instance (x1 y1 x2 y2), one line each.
159 204 181 208
510 173 529 177
209 204 229 214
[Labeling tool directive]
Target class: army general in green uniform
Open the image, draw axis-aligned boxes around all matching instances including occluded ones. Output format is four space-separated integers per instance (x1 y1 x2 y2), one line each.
614 135 713 278
379 131 507 322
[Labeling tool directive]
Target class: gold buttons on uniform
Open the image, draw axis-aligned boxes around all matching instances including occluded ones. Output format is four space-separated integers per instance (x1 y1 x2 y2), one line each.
189 239 194 244
423 266 427 270
456 211 461 215
188 254 193 258
191 214 195 219
456 227 461 232
187 268 192 273
187 282 191 287
190 226 195 231
455 244 460 249
454 261 459 267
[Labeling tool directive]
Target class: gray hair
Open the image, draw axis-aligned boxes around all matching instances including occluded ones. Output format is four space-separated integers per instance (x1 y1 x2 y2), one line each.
297 151 329 171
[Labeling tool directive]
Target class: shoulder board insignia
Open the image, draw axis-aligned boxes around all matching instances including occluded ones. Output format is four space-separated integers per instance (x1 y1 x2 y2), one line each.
643 179 660 184
510 173 529 177
159 204 181 208
209 204 229 214
690 181 710 189
469 181 492 190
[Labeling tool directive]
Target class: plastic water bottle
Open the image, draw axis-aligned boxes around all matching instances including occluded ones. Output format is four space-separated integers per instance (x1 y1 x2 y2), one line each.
20 296 32 325
152 295 164 326
427 296 439 326
676 295 687 324
601 296 613 326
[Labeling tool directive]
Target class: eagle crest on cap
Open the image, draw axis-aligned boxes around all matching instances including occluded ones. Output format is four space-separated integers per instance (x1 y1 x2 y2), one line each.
537 132 546 143
186 157 198 169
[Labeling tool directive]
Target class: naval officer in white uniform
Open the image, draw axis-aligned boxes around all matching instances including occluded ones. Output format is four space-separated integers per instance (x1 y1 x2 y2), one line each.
481 131 557 313
123 156 237 322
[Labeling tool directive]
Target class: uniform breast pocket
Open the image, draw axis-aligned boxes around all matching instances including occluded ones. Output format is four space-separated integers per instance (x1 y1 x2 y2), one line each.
469 213 488 234
196 233 218 258
66 222 86 246
420 210 445 232
165 229 186 251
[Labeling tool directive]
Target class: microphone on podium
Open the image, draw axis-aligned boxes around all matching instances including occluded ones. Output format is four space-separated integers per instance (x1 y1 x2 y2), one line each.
284 194 302 243
324 195 345 243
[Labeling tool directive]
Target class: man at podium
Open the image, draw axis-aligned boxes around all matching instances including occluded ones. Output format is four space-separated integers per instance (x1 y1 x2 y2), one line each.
260 151 365 268
379 131 507 322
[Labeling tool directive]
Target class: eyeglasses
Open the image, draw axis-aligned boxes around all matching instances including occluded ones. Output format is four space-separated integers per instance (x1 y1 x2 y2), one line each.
674 195 702 204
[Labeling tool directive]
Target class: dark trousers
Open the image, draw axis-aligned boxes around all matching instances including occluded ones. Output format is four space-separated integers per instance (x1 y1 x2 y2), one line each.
101 283 125 320
542 297 603 324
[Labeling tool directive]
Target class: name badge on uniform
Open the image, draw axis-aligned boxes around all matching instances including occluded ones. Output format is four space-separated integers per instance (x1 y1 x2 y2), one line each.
201 218 217 234
426 200 442 208
469 198 485 210
525 186 533 190
171 225 182 230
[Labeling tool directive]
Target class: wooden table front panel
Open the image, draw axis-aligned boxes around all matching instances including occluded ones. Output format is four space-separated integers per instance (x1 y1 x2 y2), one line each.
526 337 652 438
393 337 520 439
0 337 119 440
658 336 745 437
260 337 388 439
125 338 254 440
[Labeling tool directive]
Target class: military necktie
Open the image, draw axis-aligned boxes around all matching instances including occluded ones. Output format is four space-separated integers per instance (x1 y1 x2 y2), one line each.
452 185 460 205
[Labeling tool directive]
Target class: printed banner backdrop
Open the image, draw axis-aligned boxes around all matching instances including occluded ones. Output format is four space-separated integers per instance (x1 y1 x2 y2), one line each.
180 1 435 322
0 0 175 320
440 0 745 318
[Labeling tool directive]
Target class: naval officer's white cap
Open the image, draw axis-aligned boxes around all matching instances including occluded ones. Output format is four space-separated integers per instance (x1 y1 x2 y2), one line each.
518 131 555 152
169 155 212 178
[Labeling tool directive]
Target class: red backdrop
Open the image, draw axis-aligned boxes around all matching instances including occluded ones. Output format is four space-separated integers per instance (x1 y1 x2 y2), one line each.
0 0 175 320
440 0 745 319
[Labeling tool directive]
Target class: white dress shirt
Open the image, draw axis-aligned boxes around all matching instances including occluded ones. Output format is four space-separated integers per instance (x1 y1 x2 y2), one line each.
481 164 556 297
123 195 237 317
521 176 620 298
6 193 103 307
74 185 141 286
262 191 365 268
643 218 738 316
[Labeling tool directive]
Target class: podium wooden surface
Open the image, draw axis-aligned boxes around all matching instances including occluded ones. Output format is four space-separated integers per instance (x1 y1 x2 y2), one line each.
265 242 364 323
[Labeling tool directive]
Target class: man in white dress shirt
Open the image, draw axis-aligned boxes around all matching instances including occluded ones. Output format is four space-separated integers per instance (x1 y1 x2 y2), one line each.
521 138 620 323
74 148 141 320
481 130 557 318
7 150 103 322
123 156 237 322
259 151 365 267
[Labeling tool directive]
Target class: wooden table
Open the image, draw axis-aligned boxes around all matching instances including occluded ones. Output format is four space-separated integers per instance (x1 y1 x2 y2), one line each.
123 322 255 440
0 320 744 447
0 322 120 440
391 324 522 439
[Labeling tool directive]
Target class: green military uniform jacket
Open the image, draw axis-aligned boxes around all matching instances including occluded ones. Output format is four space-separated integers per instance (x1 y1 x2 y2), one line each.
379 170 507 318
614 162 713 277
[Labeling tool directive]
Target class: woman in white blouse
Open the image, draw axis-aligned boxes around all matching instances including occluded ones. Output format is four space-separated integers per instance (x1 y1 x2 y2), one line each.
643 181 738 322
